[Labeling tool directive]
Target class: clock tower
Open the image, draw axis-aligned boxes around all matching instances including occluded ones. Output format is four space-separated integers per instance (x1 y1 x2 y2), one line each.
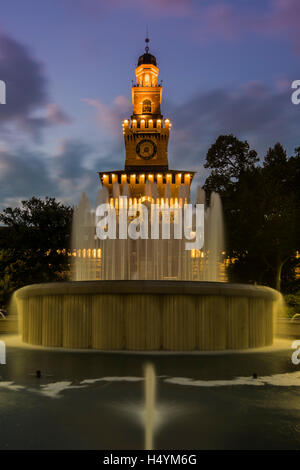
98 37 194 200
124 37 169 170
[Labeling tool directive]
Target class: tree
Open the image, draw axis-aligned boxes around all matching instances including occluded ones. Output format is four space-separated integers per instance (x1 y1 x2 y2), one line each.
203 136 300 292
204 134 259 195
258 143 299 290
0 197 73 306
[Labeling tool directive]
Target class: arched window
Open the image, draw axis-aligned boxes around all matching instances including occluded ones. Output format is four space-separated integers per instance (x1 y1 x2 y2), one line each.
142 99 151 113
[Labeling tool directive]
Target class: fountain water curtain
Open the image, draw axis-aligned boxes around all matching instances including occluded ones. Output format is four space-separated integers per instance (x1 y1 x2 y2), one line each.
14 185 283 351
71 184 225 282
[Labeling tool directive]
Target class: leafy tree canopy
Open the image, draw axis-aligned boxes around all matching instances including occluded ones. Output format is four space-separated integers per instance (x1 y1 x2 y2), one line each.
204 136 300 292
0 197 73 306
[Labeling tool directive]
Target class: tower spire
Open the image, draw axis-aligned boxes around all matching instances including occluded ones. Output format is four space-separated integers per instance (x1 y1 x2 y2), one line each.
145 26 149 53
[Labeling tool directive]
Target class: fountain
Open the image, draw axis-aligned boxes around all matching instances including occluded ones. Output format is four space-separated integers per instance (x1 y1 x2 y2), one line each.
12 42 283 351
14 186 281 351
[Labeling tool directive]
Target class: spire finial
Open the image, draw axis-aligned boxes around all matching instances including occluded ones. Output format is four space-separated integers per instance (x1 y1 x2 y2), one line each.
145 26 149 53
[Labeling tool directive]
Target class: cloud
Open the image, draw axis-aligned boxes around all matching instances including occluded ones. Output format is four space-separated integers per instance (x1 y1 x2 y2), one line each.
83 0 194 18
52 140 98 199
83 95 131 136
80 0 300 52
0 30 70 138
46 104 71 125
0 132 125 210
168 80 299 183
0 147 53 201
0 78 298 209
194 0 300 53
0 140 100 209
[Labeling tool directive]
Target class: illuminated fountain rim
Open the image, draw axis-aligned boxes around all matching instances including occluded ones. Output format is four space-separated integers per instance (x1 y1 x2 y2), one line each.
16 280 280 300
15 281 281 351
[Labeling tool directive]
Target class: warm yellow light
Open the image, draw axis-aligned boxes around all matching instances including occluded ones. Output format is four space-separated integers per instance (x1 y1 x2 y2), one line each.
184 173 191 184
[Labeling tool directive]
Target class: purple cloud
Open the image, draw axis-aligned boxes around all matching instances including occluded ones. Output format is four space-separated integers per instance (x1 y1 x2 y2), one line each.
168 80 299 183
82 0 194 18
83 95 131 136
0 29 70 137
194 0 300 53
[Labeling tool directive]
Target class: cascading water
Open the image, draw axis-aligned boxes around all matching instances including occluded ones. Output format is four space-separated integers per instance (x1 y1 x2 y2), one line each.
15 184 282 351
71 185 226 282
205 192 225 281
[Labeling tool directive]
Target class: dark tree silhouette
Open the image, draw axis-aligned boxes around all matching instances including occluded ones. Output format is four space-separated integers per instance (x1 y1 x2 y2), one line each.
0 197 73 305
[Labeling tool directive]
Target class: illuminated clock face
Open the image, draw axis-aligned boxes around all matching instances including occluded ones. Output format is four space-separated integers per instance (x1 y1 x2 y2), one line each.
136 139 157 160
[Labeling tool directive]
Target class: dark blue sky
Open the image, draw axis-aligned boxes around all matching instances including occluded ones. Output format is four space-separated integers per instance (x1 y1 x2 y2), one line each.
0 0 299 207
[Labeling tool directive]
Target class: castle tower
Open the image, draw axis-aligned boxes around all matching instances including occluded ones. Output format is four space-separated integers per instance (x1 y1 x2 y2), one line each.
98 37 195 202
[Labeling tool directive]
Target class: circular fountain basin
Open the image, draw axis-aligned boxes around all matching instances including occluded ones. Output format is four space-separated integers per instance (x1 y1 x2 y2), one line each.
14 280 281 351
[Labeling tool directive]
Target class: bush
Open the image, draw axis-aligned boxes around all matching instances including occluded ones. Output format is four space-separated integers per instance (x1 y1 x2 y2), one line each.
284 291 300 318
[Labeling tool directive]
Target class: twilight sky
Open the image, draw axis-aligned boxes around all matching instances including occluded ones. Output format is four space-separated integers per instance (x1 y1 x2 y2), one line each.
0 0 299 208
